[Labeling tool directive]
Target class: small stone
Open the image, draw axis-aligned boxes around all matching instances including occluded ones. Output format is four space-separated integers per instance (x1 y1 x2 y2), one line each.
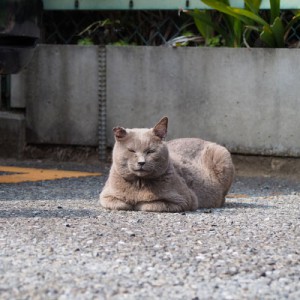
153 244 162 249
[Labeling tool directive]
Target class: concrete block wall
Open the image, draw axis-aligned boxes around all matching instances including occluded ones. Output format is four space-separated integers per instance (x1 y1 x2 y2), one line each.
8 45 300 157
107 46 300 156
11 45 99 146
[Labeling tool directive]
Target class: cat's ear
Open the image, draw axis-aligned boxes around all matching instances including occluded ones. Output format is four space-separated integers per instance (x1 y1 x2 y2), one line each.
113 127 127 140
153 116 168 140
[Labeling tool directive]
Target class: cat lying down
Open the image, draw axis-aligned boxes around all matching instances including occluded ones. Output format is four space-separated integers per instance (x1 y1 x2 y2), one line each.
99 117 235 212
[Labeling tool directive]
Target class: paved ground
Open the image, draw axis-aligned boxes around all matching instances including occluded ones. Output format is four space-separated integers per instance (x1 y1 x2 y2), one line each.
0 157 300 299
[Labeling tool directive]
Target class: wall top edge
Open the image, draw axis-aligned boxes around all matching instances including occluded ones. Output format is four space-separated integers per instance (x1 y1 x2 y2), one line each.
42 0 300 11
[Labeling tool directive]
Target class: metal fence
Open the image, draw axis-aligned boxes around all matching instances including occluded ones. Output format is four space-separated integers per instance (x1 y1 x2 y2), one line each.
41 10 195 45
41 10 300 46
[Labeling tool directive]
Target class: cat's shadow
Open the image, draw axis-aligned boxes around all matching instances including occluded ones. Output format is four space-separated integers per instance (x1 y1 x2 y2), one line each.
224 201 273 209
192 201 274 213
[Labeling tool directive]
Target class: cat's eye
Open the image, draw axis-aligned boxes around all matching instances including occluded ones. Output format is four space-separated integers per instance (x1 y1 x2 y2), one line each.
146 149 156 154
128 148 136 153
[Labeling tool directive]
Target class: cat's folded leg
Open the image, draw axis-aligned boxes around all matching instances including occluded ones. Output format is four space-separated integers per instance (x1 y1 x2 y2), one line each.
100 195 133 211
135 200 187 213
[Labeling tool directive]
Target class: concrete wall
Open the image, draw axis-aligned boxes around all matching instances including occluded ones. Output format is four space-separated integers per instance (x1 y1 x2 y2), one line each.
10 45 300 156
12 45 99 146
0 112 25 158
107 46 300 156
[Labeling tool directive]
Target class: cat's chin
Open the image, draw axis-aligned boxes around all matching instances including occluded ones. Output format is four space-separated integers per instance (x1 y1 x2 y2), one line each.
133 170 150 178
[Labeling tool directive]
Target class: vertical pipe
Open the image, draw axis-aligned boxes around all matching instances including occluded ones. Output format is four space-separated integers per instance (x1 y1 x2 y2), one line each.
98 46 107 161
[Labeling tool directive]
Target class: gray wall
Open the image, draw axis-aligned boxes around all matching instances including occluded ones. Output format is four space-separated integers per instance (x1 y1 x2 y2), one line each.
11 45 300 156
107 46 300 156
12 45 99 146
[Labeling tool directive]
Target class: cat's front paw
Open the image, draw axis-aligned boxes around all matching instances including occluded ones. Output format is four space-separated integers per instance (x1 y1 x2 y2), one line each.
135 201 185 213
100 196 133 211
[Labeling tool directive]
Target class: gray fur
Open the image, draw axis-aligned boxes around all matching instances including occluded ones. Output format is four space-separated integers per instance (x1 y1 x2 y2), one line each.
99 117 235 212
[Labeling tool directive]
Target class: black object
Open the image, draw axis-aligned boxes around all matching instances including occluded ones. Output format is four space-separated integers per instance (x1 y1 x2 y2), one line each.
0 0 41 74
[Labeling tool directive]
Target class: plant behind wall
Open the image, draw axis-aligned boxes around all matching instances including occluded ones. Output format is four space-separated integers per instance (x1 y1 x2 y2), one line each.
185 0 300 47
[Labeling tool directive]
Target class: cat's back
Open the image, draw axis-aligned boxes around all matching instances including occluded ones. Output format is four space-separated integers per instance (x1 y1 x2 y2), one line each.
167 137 234 206
167 138 208 162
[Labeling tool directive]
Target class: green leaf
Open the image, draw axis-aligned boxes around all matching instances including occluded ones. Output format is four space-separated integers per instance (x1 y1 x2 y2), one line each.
270 0 280 24
190 10 214 39
221 14 243 47
270 17 284 47
233 18 242 47
244 25 260 33
260 25 276 47
201 0 250 23
188 10 228 40
201 0 268 26
230 7 268 26
244 0 262 14
77 37 94 45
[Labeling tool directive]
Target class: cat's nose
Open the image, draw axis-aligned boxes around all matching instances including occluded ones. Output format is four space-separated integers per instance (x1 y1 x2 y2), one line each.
138 161 145 166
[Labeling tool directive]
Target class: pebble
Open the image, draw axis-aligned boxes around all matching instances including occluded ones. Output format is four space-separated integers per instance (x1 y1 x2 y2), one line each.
0 162 300 299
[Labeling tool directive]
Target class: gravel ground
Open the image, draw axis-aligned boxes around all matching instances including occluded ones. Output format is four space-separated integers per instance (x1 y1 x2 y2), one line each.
0 158 300 300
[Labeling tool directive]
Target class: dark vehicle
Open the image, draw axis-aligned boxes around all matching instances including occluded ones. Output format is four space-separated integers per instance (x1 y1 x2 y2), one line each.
0 0 41 74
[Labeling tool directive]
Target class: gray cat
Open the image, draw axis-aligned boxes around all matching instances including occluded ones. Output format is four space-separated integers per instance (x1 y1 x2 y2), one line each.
99 117 234 212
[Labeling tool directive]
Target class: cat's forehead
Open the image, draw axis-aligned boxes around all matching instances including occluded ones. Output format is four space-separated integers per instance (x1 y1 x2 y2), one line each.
126 128 150 135
125 128 156 147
